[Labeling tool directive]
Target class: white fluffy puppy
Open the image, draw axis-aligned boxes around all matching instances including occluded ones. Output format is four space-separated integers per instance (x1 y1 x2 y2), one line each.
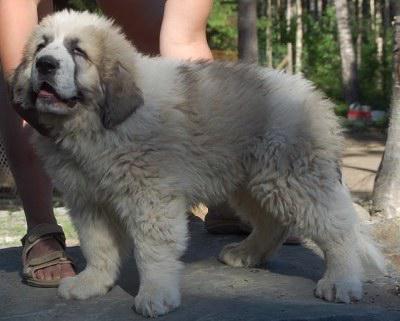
11 10 384 317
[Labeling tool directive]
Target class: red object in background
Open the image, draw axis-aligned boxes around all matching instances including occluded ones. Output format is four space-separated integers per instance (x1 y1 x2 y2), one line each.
347 110 372 121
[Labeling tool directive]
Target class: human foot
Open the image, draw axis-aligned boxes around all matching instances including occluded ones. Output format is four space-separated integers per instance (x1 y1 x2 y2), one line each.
26 238 75 281
21 224 75 287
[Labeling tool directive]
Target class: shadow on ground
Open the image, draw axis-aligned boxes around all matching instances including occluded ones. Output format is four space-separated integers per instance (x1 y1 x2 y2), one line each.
1 218 399 321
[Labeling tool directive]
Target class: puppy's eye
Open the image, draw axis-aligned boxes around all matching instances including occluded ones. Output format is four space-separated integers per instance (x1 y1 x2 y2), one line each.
73 47 87 58
36 43 46 52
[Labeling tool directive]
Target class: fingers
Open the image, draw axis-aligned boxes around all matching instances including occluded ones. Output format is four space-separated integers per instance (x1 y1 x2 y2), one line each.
13 104 50 136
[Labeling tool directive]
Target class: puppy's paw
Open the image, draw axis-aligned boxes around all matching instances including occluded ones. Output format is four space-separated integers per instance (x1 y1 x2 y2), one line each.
219 242 262 268
133 283 180 317
315 276 362 303
58 272 111 300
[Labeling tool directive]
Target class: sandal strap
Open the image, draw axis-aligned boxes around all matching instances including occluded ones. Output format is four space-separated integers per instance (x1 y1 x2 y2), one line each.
27 250 66 266
23 251 74 278
21 223 66 261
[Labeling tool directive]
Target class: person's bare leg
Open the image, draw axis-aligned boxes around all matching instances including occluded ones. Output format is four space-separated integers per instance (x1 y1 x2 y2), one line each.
0 0 75 282
97 0 213 59
160 0 213 60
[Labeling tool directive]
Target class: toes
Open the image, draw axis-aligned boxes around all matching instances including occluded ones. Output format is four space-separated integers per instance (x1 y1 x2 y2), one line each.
44 269 52 281
36 269 45 280
52 265 61 281
25 236 76 282
315 278 362 303
58 271 112 300
35 263 72 282
61 263 76 278
45 266 58 281
335 291 350 304
58 276 75 299
336 280 362 303
315 278 335 302
134 286 180 317
219 242 260 268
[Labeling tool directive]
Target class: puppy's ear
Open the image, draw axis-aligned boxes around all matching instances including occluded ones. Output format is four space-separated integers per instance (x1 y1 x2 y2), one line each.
101 63 143 129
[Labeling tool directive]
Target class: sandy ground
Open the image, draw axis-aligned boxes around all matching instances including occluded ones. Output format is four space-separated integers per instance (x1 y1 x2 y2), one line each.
341 131 386 202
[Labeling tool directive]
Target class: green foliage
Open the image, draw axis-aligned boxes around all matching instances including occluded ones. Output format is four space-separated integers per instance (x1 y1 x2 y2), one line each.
334 101 349 117
207 1 237 50
257 3 291 66
209 0 393 112
302 6 343 101
358 28 393 109
65 0 98 12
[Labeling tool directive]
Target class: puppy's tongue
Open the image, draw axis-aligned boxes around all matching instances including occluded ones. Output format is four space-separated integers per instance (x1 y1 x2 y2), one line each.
38 88 56 98
37 88 62 103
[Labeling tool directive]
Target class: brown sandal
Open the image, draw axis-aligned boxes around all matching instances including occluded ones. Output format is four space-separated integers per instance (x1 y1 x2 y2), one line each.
21 223 75 288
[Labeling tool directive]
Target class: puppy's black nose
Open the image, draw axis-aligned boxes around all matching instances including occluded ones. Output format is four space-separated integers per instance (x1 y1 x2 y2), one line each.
36 55 59 75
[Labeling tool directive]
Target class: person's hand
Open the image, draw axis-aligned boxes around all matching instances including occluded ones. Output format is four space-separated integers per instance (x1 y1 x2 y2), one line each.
13 103 50 136
6 77 50 136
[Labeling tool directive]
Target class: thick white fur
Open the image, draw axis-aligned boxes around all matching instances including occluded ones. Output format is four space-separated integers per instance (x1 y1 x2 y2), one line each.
13 11 385 317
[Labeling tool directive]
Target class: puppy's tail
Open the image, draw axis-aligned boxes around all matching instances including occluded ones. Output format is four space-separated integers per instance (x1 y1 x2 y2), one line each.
340 183 386 274
356 224 386 274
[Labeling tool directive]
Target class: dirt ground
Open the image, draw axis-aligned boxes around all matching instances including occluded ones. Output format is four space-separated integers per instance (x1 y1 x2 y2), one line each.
341 130 386 202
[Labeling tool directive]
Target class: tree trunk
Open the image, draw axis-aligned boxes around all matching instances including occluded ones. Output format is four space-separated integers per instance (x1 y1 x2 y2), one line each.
266 0 273 67
287 42 293 74
286 0 293 73
287 0 292 33
317 0 323 19
383 0 391 95
370 0 376 33
311 0 316 18
376 0 384 91
373 8 400 219
238 0 259 63
376 0 383 61
334 0 360 103
383 0 391 30
356 0 363 70
295 0 303 73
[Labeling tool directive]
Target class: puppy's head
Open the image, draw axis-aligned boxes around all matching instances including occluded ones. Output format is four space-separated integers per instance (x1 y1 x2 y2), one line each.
11 10 143 136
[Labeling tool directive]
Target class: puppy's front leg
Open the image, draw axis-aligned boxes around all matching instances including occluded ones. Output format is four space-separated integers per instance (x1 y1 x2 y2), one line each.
128 198 188 317
58 207 129 300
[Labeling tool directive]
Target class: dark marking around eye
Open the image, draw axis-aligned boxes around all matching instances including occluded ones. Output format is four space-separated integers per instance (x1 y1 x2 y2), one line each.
64 37 89 60
36 35 51 53
36 43 46 52
63 36 92 104
73 47 88 58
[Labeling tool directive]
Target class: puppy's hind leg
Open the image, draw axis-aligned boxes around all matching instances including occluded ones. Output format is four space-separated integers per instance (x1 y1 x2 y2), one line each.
308 183 385 303
58 206 130 300
124 196 188 318
246 146 384 303
219 190 290 268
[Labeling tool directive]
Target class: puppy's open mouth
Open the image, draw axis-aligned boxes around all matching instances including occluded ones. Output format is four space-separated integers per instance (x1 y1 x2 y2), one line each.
35 82 78 108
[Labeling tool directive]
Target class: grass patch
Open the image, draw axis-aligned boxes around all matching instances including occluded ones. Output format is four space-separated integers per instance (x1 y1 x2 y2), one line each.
0 208 78 248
